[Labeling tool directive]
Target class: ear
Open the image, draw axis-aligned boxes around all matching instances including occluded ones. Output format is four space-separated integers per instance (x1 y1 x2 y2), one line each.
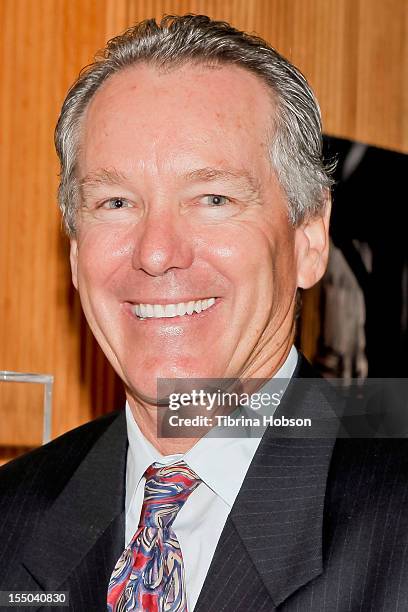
295 195 331 289
69 238 79 290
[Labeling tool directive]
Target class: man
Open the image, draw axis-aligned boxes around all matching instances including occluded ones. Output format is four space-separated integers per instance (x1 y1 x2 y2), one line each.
1 14 408 612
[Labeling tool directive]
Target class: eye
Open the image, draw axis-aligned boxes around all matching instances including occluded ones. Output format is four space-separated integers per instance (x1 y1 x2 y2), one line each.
202 195 229 207
103 198 130 209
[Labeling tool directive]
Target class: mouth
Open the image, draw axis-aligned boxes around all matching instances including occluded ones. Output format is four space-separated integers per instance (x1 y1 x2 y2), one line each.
130 297 217 320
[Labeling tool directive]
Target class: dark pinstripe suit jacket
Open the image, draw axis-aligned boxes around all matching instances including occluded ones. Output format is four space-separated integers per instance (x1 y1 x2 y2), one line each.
1 357 408 611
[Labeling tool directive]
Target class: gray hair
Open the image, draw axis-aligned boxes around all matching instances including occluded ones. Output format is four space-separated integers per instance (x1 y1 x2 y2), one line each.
55 14 333 235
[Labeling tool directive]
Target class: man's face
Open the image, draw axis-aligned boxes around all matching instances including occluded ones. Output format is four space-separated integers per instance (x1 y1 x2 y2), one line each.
70 62 327 401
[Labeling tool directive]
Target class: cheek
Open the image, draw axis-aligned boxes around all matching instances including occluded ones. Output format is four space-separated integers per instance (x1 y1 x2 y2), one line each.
242 221 298 309
201 219 277 279
76 226 133 289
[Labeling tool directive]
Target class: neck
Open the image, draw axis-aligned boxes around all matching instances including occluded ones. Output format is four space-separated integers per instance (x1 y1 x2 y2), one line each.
125 342 294 456
126 393 198 454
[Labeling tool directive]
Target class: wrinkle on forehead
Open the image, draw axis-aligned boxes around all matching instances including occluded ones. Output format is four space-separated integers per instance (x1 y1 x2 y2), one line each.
77 62 278 196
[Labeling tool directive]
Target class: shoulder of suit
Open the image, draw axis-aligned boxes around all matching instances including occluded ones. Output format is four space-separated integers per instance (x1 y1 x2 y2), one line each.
332 437 408 470
328 437 408 514
293 356 408 495
0 410 124 502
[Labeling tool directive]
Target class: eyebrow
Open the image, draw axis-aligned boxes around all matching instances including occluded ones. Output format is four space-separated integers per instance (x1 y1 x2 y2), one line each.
79 168 131 191
79 166 261 198
182 167 261 195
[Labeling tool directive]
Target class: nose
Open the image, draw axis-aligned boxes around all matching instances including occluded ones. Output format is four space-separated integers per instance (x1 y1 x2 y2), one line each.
132 207 194 276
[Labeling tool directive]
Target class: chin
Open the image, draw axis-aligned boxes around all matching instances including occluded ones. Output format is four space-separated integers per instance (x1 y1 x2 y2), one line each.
124 360 225 404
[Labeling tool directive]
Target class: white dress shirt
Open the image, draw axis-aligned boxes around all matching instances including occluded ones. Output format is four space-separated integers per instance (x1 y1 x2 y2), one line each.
125 346 298 610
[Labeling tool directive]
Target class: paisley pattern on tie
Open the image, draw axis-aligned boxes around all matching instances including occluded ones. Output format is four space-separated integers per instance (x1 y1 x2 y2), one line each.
107 462 201 612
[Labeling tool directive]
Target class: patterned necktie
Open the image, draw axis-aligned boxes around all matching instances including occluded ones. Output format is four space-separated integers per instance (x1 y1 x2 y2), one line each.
107 462 201 612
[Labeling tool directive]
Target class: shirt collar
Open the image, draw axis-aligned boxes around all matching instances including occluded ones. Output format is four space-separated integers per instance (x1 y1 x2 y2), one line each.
125 404 178 494
126 346 298 508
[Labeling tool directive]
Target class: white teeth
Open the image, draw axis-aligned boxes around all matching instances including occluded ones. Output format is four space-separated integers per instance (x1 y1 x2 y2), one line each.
164 304 177 317
133 298 216 319
154 304 164 317
177 302 187 316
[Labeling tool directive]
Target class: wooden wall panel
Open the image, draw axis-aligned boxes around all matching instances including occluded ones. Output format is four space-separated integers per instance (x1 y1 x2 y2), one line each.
1 0 407 449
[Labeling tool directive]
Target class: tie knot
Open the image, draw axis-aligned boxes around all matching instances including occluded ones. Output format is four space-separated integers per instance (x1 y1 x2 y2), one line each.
139 462 201 529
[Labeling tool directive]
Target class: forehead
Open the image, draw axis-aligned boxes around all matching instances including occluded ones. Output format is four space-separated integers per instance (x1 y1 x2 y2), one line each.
79 61 276 178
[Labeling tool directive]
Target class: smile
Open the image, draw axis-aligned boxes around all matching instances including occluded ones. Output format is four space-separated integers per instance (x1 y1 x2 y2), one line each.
132 298 216 319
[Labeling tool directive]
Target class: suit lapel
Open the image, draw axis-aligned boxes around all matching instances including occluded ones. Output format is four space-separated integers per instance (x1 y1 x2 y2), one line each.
19 358 338 609
21 410 127 595
197 356 339 610
195 516 272 612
